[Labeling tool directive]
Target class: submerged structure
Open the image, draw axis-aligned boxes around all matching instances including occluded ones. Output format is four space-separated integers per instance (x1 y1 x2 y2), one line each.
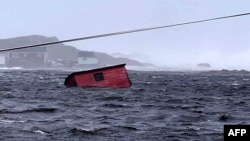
64 64 132 88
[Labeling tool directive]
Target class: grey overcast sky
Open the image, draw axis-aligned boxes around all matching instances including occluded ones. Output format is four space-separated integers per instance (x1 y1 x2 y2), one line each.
1 0 250 69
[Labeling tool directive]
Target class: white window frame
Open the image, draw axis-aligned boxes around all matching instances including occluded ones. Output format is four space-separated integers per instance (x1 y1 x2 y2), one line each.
37 52 43 57
12 52 19 58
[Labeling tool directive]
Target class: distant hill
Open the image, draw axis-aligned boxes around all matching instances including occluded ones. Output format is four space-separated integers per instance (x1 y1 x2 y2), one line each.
0 35 150 67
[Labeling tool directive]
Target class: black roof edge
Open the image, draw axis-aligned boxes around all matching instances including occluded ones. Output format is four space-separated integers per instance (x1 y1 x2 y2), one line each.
70 63 126 76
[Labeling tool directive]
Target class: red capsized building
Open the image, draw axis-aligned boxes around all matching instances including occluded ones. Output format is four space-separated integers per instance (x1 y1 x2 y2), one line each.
64 64 132 88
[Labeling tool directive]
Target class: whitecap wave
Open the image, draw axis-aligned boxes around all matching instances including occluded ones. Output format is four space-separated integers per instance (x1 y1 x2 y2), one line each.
0 67 23 70
0 119 24 124
34 130 46 134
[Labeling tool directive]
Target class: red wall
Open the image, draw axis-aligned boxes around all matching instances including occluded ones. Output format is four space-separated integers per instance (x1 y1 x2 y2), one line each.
74 66 131 88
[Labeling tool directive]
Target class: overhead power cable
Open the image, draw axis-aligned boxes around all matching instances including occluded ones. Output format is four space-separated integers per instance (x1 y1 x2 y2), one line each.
0 12 250 52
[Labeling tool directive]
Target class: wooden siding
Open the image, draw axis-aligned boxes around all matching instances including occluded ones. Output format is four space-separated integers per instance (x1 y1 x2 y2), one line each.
6 52 46 67
64 64 131 88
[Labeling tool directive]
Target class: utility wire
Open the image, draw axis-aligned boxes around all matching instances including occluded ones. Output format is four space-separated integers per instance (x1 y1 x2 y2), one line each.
0 12 250 53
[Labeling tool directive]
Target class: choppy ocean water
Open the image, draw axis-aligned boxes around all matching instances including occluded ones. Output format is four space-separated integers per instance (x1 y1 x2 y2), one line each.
1 69 250 141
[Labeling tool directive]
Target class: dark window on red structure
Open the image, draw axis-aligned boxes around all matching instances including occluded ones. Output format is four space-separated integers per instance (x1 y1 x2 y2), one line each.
94 72 104 81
